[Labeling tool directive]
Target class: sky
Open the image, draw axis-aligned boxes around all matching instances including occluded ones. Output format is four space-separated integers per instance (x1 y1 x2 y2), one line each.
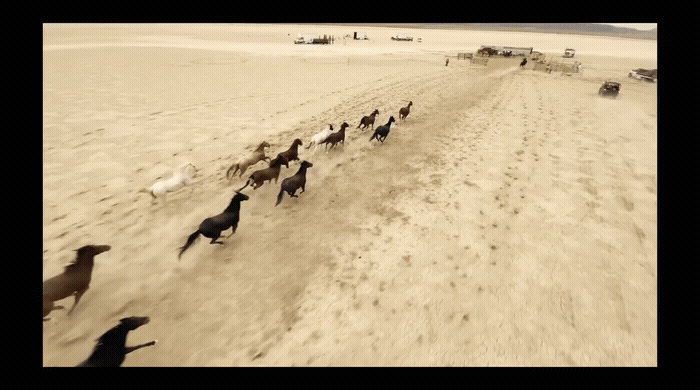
599 23 657 31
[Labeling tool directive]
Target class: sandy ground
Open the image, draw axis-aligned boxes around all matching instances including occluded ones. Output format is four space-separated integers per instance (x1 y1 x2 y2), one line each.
43 24 657 366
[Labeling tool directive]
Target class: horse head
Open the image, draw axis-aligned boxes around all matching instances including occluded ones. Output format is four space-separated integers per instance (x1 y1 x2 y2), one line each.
257 141 270 151
75 245 111 258
178 163 197 178
119 316 150 331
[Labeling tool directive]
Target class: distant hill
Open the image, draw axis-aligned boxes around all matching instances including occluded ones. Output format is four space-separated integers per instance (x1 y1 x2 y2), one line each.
326 23 657 40
456 24 657 39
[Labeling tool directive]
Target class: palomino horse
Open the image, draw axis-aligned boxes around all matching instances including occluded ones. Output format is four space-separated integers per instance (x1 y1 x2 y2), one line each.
226 141 271 180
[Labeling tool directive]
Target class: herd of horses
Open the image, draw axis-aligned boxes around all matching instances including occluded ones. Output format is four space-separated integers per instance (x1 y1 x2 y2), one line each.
44 99 415 366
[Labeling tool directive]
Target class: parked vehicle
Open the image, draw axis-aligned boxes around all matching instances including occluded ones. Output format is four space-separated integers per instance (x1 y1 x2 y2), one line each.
598 81 621 98
563 48 576 58
628 68 657 83
391 35 413 41
295 34 320 44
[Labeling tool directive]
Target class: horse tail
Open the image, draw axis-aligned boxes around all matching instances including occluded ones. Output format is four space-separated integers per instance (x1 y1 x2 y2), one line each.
138 188 157 199
370 132 376 141
275 189 284 206
305 141 313 149
237 178 251 192
178 230 200 259
226 164 238 180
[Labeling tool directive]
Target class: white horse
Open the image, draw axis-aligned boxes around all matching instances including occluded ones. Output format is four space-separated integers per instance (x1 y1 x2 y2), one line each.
305 124 335 153
140 163 197 200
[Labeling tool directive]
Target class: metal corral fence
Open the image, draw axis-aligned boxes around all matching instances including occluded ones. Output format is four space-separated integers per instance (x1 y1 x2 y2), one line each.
533 60 580 74
457 53 473 62
472 56 489 66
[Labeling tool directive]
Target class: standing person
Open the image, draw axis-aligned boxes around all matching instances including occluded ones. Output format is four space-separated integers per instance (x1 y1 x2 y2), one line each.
445 58 449 66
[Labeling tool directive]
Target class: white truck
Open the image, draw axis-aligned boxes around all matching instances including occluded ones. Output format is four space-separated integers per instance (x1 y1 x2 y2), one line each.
391 35 413 41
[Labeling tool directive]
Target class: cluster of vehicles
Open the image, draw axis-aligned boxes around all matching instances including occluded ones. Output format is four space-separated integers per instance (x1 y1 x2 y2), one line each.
597 68 656 99
295 33 422 44
294 34 330 44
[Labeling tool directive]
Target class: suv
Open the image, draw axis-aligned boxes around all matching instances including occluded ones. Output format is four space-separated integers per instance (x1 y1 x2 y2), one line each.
598 81 621 98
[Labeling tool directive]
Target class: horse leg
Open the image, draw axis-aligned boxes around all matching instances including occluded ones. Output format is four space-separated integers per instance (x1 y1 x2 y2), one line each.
227 226 237 237
126 341 157 354
68 288 88 315
300 183 305 193
209 231 224 245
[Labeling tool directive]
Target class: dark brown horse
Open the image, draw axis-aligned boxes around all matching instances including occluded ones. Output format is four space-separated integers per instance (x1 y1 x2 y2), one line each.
43 245 111 320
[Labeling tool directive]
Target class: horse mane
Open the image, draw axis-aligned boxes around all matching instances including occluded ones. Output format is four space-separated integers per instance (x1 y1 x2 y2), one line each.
175 163 195 177
95 322 129 345
225 194 246 212
63 250 90 272
254 142 267 152
270 156 287 167
63 261 81 272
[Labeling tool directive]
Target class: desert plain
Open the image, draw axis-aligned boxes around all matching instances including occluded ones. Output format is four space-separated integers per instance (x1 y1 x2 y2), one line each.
43 23 657 366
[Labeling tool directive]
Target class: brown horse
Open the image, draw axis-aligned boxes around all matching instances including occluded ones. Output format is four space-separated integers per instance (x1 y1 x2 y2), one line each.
43 245 111 319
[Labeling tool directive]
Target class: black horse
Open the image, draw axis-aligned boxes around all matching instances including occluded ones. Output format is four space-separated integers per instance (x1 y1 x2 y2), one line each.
178 192 249 259
77 316 156 367
369 116 396 143
520 58 528 68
